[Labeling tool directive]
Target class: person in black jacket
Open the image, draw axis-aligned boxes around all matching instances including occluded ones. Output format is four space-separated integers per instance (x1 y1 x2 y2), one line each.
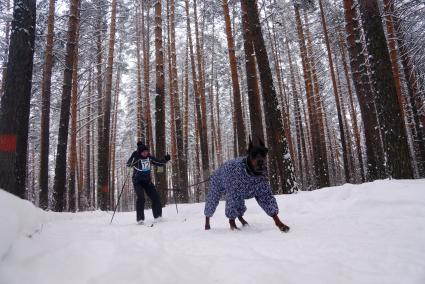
127 141 170 224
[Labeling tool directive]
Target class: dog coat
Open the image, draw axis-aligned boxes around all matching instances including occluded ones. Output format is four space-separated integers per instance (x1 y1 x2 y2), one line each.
204 157 279 219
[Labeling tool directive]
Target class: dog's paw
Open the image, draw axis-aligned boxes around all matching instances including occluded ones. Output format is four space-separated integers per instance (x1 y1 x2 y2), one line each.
238 216 249 227
278 224 290 233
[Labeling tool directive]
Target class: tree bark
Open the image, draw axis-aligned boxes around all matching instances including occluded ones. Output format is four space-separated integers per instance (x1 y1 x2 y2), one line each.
282 16 308 188
193 0 210 189
304 9 330 187
393 16 425 176
318 0 350 183
68 19 80 212
170 0 188 200
240 0 264 143
95 0 104 209
154 0 167 205
39 0 56 209
83 67 93 210
222 0 247 156
142 0 153 147
245 0 297 194
0 0 11 97
293 4 328 188
343 0 386 181
358 0 413 179
336 27 365 182
52 0 80 211
135 2 144 141
97 0 117 210
0 0 36 198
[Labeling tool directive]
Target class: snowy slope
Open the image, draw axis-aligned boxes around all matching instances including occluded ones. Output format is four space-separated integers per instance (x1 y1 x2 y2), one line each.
0 190 47 262
1 179 425 284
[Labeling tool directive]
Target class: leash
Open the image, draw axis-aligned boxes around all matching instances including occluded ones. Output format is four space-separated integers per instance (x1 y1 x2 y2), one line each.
167 177 211 192
167 177 211 213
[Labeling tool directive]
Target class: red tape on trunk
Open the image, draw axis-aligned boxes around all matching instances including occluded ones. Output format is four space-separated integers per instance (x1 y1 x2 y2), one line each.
0 135 17 152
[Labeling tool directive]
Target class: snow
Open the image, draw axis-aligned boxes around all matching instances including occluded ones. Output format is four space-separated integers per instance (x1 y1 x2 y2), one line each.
1 179 425 284
0 190 47 261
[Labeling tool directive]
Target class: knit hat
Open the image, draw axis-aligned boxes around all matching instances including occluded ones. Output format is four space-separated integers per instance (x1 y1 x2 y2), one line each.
137 141 149 152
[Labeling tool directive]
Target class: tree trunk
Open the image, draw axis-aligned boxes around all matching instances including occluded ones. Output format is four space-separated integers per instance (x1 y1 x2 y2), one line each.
170 0 188 201
95 0 104 209
97 0 117 210
240 0 264 143
135 2 144 141
193 0 210 189
293 4 327 188
304 9 330 187
52 0 80 211
222 0 247 156
265 11 294 160
142 0 153 148
343 0 386 181
39 0 56 209
393 17 425 176
358 0 413 179
282 16 308 188
0 0 11 97
318 0 350 183
245 0 297 194
183 42 190 187
83 67 93 210
336 27 365 182
0 0 36 198
166 0 179 191
185 0 205 194
214 73 223 165
110 45 122 210
154 0 167 205
68 18 80 212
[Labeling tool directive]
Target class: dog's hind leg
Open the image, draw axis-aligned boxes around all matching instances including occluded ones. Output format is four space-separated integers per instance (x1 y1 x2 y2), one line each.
229 219 240 230
238 216 249 227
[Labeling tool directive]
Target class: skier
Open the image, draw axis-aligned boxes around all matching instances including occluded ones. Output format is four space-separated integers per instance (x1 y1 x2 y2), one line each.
204 139 290 232
127 141 170 224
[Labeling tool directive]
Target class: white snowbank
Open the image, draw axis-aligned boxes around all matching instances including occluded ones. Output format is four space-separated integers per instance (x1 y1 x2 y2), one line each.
1 179 425 284
0 189 47 261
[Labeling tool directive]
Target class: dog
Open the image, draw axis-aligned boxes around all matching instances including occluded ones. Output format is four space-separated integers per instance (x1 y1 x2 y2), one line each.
204 139 290 232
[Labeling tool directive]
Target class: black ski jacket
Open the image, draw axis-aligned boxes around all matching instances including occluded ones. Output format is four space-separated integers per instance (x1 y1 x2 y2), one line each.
127 151 168 183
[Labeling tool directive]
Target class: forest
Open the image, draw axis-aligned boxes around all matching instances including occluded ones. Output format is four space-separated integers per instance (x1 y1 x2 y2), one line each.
0 0 424 212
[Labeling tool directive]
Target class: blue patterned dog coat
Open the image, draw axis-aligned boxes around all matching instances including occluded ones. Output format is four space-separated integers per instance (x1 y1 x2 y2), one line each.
204 157 279 219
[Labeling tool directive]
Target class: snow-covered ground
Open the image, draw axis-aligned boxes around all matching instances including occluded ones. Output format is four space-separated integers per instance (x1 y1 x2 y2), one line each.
1 179 425 284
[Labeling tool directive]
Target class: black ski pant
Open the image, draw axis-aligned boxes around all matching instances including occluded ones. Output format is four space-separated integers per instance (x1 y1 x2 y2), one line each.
133 180 162 221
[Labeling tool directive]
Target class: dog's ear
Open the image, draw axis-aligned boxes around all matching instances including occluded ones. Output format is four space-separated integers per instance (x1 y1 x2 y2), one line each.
259 138 266 148
247 137 253 154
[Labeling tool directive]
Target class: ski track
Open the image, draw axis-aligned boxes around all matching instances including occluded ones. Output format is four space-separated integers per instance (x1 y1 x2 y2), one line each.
1 179 425 284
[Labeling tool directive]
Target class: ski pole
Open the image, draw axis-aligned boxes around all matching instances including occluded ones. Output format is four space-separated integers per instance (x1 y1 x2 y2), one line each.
110 170 131 224
173 188 179 214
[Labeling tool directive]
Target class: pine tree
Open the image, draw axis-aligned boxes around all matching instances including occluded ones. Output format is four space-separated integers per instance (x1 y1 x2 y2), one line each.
245 0 297 194
358 0 413 179
0 0 36 198
154 0 167 205
52 0 81 211
222 0 247 156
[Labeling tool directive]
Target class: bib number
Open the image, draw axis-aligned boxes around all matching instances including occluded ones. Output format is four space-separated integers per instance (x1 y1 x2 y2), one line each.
140 159 151 172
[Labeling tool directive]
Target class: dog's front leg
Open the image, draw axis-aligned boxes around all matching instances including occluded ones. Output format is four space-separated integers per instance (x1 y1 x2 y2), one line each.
272 214 290 232
205 217 211 230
